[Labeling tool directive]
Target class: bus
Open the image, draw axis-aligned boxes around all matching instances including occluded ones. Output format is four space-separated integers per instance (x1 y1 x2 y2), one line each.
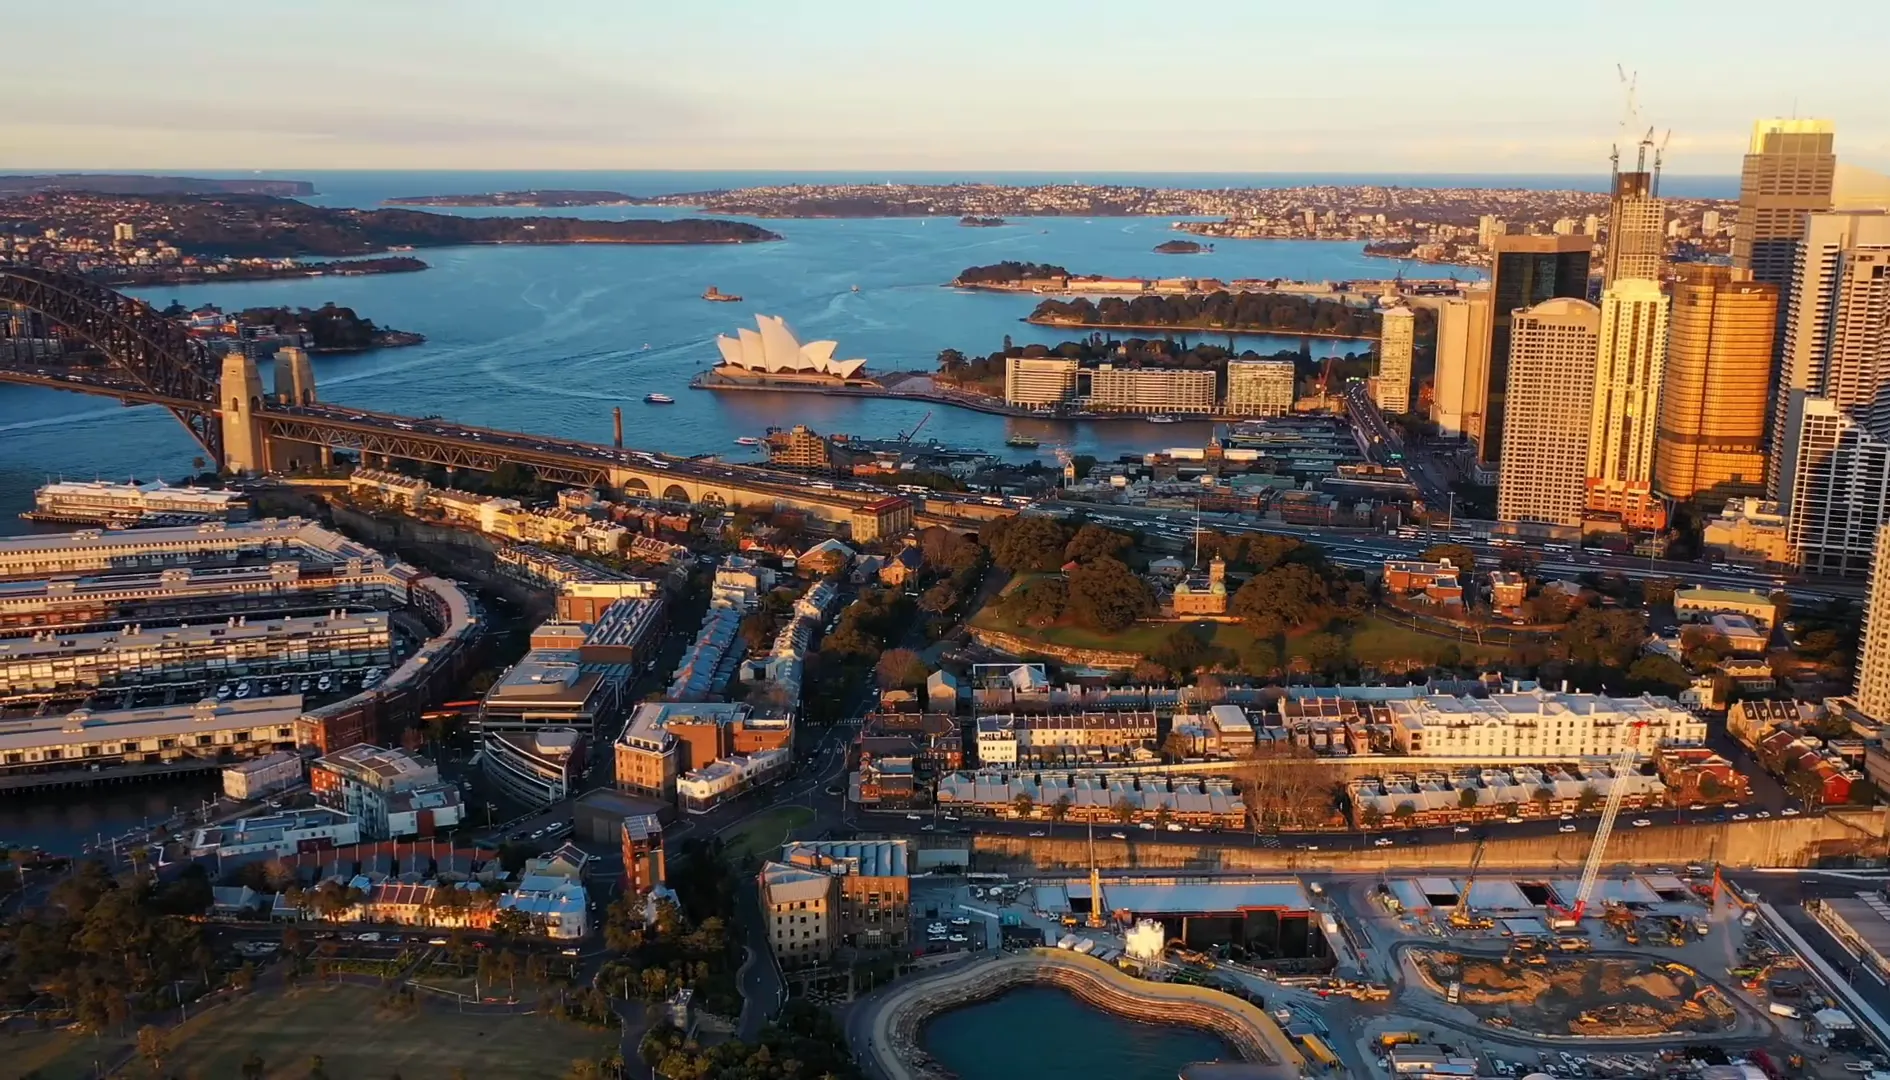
1299 1033 1340 1068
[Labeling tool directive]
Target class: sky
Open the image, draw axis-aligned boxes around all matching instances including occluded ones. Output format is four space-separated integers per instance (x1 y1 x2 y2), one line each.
7 0 1889 175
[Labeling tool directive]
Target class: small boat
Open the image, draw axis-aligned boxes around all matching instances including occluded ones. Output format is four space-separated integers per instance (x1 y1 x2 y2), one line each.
645 393 676 405
734 436 762 446
702 286 742 302
1146 415 1179 424
851 284 860 292
1005 434 1041 448
641 343 651 350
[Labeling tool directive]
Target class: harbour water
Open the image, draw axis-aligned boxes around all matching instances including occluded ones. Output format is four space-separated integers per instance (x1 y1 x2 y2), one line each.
923 986 1231 1080
0 168 1576 527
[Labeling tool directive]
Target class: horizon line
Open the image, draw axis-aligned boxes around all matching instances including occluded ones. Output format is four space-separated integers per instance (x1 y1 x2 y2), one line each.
2 166 1744 179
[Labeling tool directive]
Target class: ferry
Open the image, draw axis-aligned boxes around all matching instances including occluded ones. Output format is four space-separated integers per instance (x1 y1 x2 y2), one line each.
644 393 676 405
1146 415 1179 424
702 286 742 302
1005 434 1041 448
734 436 763 446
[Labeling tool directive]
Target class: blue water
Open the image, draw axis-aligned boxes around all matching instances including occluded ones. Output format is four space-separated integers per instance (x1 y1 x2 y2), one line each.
0 170 1490 522
924 986 1231 1080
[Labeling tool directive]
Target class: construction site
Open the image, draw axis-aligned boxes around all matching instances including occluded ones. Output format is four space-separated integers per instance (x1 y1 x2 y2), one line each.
1406 949 1737 1036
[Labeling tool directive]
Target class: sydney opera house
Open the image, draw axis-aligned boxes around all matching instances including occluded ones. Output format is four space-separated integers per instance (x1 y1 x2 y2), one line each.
708 315 876 387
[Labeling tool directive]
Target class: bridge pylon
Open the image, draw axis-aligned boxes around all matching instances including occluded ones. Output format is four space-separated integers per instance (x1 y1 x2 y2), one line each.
219 350 267 474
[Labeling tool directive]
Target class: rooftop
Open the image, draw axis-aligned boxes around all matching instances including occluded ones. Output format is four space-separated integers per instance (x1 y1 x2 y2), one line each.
0 694 303 752
783 839 909 878
760 860 831 905
0 611 387 659
486 649 600 704
1051 877 1313 915
317 743 435 787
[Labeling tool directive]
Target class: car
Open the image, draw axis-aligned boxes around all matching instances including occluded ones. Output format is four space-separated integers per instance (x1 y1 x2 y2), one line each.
1453 825 1471 834
1630 818 1652 828
1185 826 1204 833
1559 824 1578 833
298 678 311 692
1504 815 1525 824
357 932 382 942
1136 821 1155 831
948 934 968 944
1722 801 1739 809
921 824 936 832
1559 813 1573 821
906 813 922 821
561 947 581 957
234 681 252 699
317 674 332 691
1783 807 1801 816
1305 844 1320 852
385 935 403 944
1109 831 1126 840
1373 837 1394 847
1027 830 1046 837
1688 803 1707 811
950 917 971 927
428 937 449 946
1756 810 1771 819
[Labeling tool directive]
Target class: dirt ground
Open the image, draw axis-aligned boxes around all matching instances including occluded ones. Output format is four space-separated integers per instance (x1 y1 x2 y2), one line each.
1410 949 1737 1036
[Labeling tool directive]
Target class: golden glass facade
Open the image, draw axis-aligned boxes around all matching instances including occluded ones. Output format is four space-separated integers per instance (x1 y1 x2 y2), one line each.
1653 264 1777 503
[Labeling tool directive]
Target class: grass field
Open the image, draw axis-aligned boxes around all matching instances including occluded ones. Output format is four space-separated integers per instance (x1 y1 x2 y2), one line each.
719 804 816 864
7 1025 134 1080
972 603 1506 671
151 984 617 1079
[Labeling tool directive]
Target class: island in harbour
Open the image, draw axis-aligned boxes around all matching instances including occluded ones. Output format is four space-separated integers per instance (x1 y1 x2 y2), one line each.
1153 239 1207 254
949 262 1073 289
959 215 1007 227
157 301 426 352
1027 291 1386 339
384 189 639 208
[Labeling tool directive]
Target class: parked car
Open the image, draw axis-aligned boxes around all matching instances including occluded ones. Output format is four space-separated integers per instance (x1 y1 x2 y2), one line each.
1373 837 1394 847
1453 825 1471 834
1630 819 1653 828
1559 824 1578 833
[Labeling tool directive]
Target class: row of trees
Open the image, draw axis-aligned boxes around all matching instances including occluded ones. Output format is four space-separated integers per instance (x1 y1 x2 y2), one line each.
1029 291 1382 337
639 999 860 1080
952 261 1069 284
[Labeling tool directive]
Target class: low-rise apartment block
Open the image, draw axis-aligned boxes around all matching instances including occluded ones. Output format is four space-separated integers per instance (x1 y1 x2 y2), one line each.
479 647 629 737
1224 358 1296 417
0 612 392 704
1702 498 1791 567
0 695 299 780
1384 689 1705 759
938 770 1248 829
1087 366 1217 414
615 701 793 806
221 750 303 801
188 806 360 858
311 743 462 839
1349 763 1663 829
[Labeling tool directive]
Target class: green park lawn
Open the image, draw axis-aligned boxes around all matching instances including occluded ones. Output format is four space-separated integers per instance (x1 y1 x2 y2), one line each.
719 804 816 865
151 983 617 1079
7 1025 134 1080
972 600 1505 671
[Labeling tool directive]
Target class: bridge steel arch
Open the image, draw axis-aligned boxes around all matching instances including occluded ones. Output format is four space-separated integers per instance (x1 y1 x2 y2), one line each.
0 266 224 464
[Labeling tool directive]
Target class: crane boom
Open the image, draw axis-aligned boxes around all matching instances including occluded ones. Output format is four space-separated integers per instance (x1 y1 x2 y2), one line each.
1565 725 1647 922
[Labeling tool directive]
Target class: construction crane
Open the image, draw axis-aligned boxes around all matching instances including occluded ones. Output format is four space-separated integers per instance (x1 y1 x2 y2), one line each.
898 410 932 444
1449 837 1491 929
1552 722 1648 925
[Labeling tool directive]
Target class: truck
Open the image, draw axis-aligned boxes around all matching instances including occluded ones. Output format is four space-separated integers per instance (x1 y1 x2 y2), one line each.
1769 1002 1802 1020
1299 1033 1340 1068
1376 1032 1421 1048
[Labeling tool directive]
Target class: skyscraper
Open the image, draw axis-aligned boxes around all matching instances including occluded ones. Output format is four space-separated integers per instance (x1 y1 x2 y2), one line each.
1585 279 1669 529
1602 170 1665 288
1374 307 1414 414
1857 523 1890 721
1769 211 1890 495
1429 288 1492 441
1476 235 1593 472
1652 265 1778 503
1778 395 1890 577
1497 298 1600 532
1733 119 1837 286
1733 117 1836 466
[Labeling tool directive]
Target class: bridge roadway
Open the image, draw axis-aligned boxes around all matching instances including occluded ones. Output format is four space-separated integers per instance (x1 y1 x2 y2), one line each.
0 364 1006 527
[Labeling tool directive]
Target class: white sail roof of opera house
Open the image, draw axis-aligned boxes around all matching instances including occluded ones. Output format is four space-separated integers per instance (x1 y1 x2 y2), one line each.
714 314 868 379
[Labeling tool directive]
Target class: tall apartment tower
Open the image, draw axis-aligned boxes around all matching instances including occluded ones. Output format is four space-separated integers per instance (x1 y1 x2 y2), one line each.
1003 355 1079 407
1476 235 1593 472
1780 397 1890 577
1652 264 1778 503
1585 279 1669 529
1602 170 1666 288
1429 287 1492 441
1857 524 1890 720
1373 307 1415 414
1497 298 1601 532
1770 211 1890 495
